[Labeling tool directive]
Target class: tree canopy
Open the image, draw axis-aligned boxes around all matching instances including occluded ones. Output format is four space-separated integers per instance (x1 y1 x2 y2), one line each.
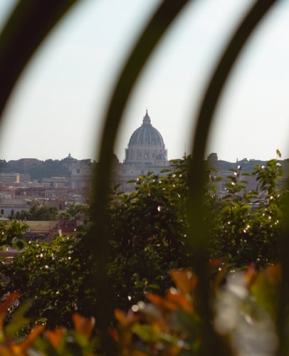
12 203 88 221
0 156 286 332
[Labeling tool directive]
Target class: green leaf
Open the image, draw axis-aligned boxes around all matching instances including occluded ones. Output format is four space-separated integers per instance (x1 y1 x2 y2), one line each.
132 324 159 343
5 300 33 337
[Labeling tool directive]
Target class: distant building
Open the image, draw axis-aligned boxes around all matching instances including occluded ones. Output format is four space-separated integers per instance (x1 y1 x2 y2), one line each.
0 173 20 185
20 173 31 186
24 219 79 241
64 125 169 190
24 221 58 241
70 161 93 189
61 153 77 170
0 198 29 218
207 153 218 170
124 110 168 167
113 110 169 191
42 177 70 188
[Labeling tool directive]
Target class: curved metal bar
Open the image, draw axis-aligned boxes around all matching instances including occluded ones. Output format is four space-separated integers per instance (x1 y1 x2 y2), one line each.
87 0 191 346
91 0 190 230
89 1 191 260
186 1 276 354
0 0 79 118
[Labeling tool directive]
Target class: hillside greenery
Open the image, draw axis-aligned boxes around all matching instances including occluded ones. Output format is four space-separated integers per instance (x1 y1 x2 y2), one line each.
1 155 289 181
0 159 71 180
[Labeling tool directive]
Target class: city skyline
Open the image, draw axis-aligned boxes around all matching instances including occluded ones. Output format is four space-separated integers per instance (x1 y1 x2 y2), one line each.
0 150 285 164
1 1 289 162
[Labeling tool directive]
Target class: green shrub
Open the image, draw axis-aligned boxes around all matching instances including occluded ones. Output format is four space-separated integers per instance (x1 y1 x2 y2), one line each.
1 156 286 333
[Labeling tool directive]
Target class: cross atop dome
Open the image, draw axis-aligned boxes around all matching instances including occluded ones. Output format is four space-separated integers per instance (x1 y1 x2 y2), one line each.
143 110 151 125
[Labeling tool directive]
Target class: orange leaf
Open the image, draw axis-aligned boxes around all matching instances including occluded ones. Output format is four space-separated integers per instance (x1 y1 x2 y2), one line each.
244 264 257 286
145 293 178 311
72 313 95 340
45 327 66 349
266 264 281 286
114 309 139 327
209 259 222 268
27 325 45 343
114 309 127 325
17 325 45 350
166 290 194 313
0 346 10 356
109 328 119 342
0 314 5 331
170 270 197 295
10 343 28 355
168 345 182 356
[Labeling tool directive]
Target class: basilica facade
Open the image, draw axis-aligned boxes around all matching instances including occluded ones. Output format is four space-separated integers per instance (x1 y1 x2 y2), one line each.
113 111 169 191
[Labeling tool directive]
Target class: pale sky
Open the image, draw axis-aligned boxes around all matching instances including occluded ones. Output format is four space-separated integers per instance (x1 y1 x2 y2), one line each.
0 0 289 163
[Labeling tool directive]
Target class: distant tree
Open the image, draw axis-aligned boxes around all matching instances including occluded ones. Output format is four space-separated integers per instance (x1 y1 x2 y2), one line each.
66 204 88 218
14 204 60 221
29 159 70 180
0 220 28 248
0 158 71 179
13 202 89 222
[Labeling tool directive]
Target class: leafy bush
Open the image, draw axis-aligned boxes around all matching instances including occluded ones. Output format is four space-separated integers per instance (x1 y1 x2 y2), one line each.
0 156 286 334
107 161 193 310
0 235 94 330
114 265 281 356
107 156 285 310
0 220 28 247
209 157 284 268
0 265 283 356
0 292 97 356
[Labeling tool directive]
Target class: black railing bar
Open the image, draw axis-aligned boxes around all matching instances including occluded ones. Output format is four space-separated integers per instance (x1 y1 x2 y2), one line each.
187 1 277 355
0 0 80 120
88 0 191 342
91 0 191 237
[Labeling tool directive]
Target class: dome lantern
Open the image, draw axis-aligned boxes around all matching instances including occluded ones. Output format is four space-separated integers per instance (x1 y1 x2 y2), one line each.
143 110 151 125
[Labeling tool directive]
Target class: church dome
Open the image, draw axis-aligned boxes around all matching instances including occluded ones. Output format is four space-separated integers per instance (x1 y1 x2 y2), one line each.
128 111 165 148
62 153 77 162
124 111 168 167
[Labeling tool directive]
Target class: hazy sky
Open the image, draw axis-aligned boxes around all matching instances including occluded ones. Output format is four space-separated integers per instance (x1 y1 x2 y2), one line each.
1 0 289 162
